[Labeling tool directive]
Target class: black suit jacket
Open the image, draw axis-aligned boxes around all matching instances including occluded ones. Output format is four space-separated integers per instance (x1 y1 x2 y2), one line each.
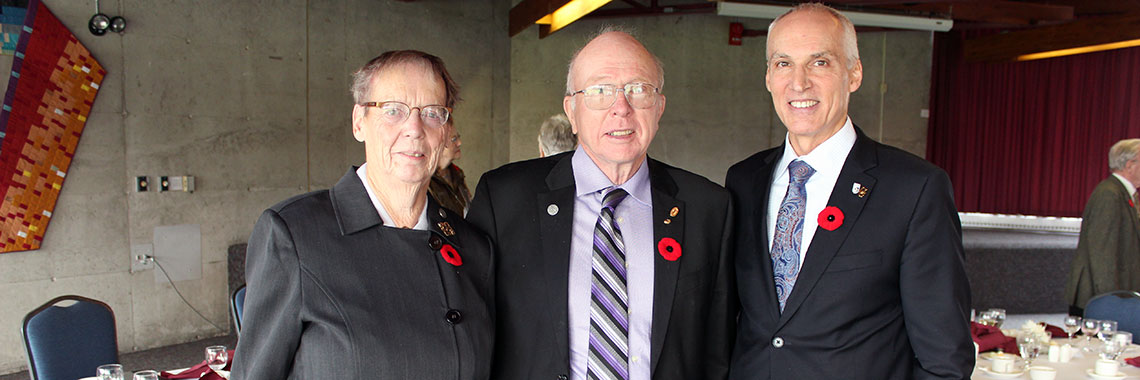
725 128 973 380
232 169 494 380
467 152 737 380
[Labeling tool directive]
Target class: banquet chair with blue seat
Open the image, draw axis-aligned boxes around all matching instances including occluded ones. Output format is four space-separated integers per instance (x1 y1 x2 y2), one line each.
231 284 246 335
1084 290 1140 343
22 295 119 380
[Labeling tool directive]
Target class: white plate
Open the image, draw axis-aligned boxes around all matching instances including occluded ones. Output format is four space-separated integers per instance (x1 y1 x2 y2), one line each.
979 365 1026 378
979 352 1017 361
1086 369 1127 380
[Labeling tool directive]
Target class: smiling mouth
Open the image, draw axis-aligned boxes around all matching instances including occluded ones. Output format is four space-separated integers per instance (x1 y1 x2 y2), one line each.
607 130 633 137
790 100 819 109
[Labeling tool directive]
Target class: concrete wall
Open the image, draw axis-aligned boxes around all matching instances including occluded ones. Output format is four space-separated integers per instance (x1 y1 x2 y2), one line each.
0 0 509 374
508 14 934 183
0 2 931 375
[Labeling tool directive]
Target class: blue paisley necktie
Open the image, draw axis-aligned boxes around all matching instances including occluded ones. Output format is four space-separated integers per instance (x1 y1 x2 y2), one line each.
772 159 815 312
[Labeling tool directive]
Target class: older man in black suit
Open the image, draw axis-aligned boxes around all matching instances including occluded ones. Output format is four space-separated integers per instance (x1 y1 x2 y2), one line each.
468 29 736 380
725 4 973 379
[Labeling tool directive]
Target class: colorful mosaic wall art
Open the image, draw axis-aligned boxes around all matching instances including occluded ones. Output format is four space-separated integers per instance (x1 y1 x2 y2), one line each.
0 0 103 252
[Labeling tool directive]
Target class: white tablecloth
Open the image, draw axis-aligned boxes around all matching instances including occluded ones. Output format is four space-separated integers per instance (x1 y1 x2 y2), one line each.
973 338 1140 379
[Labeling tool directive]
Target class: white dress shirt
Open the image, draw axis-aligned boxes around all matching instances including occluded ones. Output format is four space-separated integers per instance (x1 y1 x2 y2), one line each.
767 119 856 267
567 147 654 380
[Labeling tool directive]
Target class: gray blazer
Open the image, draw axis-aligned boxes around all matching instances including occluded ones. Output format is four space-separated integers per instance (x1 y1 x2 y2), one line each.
1065 176 1140 309
231 169 494 380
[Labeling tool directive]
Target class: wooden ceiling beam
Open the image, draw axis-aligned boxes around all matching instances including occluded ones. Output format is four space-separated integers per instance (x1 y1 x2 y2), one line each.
963 12 1140 62
871 1 1073 25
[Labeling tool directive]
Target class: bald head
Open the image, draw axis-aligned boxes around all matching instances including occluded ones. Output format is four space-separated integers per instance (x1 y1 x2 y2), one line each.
565 28 664 95
767 3 860 69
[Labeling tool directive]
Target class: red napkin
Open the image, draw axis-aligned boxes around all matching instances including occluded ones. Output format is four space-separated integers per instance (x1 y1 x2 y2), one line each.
1127 356 1140 368
1040 323 1067 338
160 350 233 379
971 322 1019 354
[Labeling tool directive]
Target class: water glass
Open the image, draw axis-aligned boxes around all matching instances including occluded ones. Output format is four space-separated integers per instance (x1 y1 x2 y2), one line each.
1019 335 1042 366
1062 315 1082 339
96 364 124 380
206 345 228 372
1082 318 1101 349
1098 320 1118 343
989 308 1007 328
132 370 159 380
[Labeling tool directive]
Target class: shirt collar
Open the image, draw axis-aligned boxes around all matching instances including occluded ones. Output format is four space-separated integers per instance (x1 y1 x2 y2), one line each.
775 117 856 178
356 164 430 230
571 146 652 207
1113 173 1138 198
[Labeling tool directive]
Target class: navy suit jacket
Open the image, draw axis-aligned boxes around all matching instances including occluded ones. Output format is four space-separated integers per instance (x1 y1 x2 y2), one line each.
468 153 737 380
725 127 974 379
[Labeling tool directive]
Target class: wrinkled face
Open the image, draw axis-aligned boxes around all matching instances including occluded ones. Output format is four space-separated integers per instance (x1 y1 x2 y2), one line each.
563 32 665 171
439 127 461 169
351 62 447 186
766 10 862 143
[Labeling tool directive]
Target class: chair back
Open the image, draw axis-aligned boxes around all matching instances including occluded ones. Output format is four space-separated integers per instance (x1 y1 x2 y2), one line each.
22 295 118 380
231 284 247 334
1085 290 1140 343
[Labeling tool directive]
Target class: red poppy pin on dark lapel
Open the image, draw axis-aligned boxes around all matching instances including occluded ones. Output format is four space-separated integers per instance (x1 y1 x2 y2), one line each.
440 244 462 266
818 206 844 231
657 237 681 261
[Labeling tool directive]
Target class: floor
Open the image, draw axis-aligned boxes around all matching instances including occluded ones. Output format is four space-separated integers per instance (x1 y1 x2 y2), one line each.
1 334 238 380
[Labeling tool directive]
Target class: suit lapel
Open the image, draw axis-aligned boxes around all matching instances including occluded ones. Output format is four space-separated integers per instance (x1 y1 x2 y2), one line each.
778 130 879 326
753 148 783 319
330 167 383 235
647 159 683 372
538 154 577 364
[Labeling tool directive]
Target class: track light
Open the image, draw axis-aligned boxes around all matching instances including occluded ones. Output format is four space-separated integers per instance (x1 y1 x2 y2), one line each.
88 0 126 36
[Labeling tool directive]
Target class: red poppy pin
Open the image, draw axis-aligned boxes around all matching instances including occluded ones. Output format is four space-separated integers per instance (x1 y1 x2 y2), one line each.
657 237 681 261
440 244 462 267
818 206 844 231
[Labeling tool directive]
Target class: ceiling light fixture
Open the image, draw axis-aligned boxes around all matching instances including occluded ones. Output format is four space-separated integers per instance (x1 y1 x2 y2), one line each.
88 0 126 36
1016 38 1140 61
716 1 953 32
509 0 613 38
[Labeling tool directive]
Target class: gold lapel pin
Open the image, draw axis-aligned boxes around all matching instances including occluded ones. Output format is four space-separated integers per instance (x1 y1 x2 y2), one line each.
669 206 679 217
437 221 455 236
664 219 672 224
857 186 870 198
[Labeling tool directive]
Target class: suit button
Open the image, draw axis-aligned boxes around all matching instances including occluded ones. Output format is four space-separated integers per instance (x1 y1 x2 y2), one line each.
557 375 568 380
445 309 462 324
429 236 443 250
772 337 784 348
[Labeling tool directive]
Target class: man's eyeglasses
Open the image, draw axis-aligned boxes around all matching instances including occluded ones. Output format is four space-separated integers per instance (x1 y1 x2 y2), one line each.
568 83 660 110
360 101 451 128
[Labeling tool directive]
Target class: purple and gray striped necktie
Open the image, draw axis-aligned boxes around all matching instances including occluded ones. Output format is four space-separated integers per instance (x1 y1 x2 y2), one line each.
588 188 630 380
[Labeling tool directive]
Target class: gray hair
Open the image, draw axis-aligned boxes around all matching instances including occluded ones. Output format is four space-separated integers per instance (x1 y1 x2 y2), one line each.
350 50 461 108
564 25 665 95
767 3 860 69
538 114 576 155
1109 139 1140 172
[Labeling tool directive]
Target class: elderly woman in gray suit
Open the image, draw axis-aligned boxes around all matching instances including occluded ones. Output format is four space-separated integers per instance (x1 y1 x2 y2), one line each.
231 50 493 380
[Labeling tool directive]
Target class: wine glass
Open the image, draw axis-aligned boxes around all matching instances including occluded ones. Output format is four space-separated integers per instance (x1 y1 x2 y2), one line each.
989 308 1007 328
1099 320 1118 343
1018 335 1041 366
96 364 124 380
206 345 228 372
1081 318 1101 351
1063 315 1082 340
132 370 160 380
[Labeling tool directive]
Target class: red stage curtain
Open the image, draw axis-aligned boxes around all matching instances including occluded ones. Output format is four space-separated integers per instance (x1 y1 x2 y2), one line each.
927 31 1140 217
